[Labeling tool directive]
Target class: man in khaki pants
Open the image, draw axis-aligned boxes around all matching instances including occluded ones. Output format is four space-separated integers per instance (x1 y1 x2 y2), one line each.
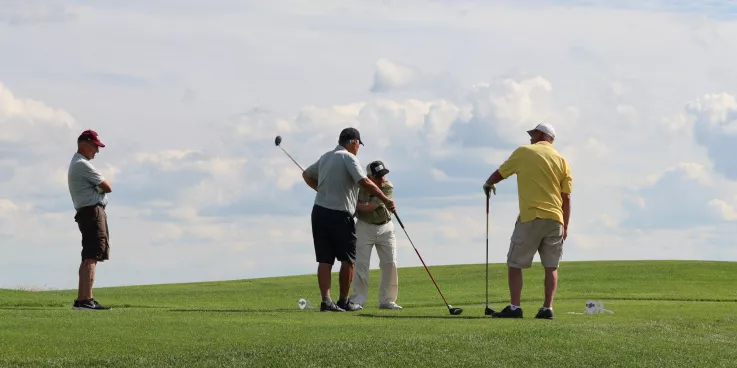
350 160 402 310
483 123 572 320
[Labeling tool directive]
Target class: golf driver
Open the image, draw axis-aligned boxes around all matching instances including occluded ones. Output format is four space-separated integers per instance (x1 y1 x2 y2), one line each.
274 135 305 171
484 193 496 316
392 211 463 316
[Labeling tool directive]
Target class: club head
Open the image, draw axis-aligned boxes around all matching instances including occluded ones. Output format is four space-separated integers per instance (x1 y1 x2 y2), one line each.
449 307 463 315
484 307 496 316
274 135 282 146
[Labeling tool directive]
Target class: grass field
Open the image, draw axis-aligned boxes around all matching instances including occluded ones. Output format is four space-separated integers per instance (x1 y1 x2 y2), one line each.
1 260 735 367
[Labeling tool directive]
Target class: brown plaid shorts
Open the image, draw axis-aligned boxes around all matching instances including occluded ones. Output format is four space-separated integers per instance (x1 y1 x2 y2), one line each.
74 204 110 262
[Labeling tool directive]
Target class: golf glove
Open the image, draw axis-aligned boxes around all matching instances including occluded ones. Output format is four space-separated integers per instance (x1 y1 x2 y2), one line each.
483 182 496 196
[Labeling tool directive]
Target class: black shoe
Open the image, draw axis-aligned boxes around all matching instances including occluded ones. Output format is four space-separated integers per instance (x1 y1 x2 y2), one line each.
337 298 362 312
320 300 345 312
491 305 523 318
73 299 111 311
535 307 554 319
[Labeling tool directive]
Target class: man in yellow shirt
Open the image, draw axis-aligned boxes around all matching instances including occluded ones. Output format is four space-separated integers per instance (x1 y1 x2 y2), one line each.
483 122 572 320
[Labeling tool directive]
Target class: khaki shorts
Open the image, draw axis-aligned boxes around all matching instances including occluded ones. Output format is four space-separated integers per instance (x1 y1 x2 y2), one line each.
506 217 564 269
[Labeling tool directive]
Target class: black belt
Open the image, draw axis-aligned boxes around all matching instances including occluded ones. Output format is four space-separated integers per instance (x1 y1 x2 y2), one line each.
78 203 105 211
371 219 390 226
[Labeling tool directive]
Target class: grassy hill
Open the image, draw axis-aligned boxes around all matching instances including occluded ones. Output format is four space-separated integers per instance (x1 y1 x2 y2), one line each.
0 260 735 367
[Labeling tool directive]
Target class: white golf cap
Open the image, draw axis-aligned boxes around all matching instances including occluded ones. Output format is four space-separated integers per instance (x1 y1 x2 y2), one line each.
527 122 556 139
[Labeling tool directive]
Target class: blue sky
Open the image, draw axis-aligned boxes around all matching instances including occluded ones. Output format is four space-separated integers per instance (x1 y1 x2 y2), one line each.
1 0 736 289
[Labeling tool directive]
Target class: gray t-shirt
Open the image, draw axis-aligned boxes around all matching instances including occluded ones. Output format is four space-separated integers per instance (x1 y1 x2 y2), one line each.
68 153 108 210
304 145 367 215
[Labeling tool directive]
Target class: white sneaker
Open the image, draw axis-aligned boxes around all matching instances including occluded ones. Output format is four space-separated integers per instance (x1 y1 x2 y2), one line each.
379 302 403 310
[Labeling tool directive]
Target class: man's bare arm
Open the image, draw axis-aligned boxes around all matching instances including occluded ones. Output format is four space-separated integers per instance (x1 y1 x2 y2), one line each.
97 180 112 193
562 193 570 228
358 178 396 212
485 170 504 186
302 171 318 192
562 193 571 239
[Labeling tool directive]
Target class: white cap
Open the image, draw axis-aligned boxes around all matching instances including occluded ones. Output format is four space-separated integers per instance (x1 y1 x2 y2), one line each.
527 122 556 139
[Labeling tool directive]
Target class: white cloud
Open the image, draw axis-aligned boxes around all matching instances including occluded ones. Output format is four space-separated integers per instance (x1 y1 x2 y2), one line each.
0 198 31 216
0 0 78 26
685 93 737 179
370 58 426 92
98 163 121 183
429 168 447 181
582 138 611 157
0 81 83 213
491 77 555 139
622 161 737 229
0 81 78 142
1 1 737 289
134 150 201 166
645 162 713 187
662 113 693 133
616 104 639 126
369 58 455 94
708 199 737 221
686 93 737 131
228 108 295 141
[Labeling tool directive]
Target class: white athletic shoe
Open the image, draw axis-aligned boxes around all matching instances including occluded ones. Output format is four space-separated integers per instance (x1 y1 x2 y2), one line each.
379 302 403 310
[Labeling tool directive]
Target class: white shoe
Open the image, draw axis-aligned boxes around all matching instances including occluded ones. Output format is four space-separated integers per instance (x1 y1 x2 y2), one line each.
379 302 403 310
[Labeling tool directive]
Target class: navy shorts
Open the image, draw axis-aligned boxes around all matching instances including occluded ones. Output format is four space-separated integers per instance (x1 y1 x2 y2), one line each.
311 205 356 265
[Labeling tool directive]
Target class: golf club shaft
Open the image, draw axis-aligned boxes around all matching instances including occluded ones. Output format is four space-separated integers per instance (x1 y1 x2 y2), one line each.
279 146 305 172
393 211 452 309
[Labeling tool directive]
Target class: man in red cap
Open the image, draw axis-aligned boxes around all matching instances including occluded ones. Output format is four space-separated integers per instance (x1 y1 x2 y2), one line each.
67 129 112 310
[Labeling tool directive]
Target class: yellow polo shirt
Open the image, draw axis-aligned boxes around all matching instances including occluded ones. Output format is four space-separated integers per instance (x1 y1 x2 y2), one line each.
497 141 572 224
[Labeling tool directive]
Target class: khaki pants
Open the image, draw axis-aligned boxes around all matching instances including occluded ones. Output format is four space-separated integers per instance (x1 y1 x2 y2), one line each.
350 219 399 307
507 217 564 269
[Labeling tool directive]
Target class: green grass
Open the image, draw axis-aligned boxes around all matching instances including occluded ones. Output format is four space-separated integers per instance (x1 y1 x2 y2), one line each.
1 260 735 367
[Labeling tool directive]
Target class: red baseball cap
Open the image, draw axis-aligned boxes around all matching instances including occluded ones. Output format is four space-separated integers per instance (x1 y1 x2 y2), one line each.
78 129 105 147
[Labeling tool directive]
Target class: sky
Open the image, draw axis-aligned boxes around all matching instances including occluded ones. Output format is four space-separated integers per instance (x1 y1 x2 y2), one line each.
1 0 736 290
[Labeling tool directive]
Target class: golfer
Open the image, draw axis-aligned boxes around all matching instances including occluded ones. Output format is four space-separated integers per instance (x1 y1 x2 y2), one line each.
483 122 572 319
67 129 112 311
302 127 397 312
350 160 402 310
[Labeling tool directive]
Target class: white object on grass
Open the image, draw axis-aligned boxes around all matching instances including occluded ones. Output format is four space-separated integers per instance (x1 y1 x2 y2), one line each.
584 300 614 314
567 300 615 315
298 298 312 310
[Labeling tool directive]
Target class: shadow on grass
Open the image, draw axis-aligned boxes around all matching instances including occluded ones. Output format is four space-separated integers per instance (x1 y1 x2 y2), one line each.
357 313 490 320
0 305 168 310
0 307 53 311
169 308 305 313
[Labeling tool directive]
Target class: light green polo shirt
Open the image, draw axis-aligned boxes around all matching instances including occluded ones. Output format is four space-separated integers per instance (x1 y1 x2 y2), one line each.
355 180 393 224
